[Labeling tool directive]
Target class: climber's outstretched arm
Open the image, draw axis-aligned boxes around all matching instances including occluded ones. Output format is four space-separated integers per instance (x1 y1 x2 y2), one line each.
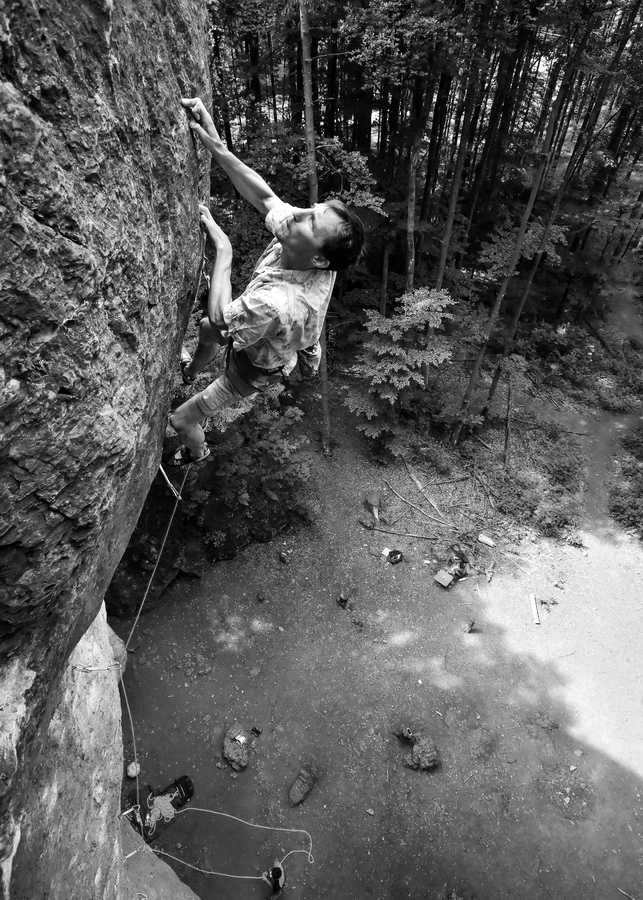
198 205 232 330
182 97 281 217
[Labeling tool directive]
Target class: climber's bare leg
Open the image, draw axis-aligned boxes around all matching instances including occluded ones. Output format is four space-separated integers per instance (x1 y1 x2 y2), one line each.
169 396 208 458
170 369 246 458
183 317 226 380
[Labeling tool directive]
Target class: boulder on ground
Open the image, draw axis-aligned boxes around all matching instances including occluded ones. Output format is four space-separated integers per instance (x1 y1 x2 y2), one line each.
222 725 250 771
288 765 317 806
404 736 440 771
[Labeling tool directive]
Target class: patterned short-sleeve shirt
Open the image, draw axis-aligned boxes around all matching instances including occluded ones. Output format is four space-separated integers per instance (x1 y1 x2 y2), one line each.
222 202 336 371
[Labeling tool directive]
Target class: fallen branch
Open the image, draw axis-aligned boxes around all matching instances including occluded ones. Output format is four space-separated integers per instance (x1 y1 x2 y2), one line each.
388 507 411 528
383 478 457 530
617 889 638 900
420 474 469 486
403 459 447 518
358 521 438 541
465 466 498 502
449 504 479 523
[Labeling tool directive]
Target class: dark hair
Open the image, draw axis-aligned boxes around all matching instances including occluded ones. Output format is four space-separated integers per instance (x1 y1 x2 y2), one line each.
320 199 366 272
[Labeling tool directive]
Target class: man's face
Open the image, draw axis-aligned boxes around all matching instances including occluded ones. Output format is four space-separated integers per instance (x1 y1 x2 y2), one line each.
273 203 343 269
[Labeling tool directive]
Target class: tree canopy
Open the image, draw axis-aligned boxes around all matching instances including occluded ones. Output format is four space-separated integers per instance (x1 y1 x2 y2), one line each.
206 0 643 442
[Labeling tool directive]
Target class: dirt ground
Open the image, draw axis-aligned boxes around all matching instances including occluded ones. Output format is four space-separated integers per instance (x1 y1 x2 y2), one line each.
113 380 643 900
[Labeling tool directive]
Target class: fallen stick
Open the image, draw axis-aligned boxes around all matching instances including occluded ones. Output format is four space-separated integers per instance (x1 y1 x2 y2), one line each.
403 459 447 519
465 465 498 502
383 478 457 530
530 593 540 625
358 521 438 541
388 507 411 528
420 474 469 486
617 890 638 900
449 504 479 523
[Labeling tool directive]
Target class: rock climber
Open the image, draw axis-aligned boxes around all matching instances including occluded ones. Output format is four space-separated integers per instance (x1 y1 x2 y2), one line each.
168 96 366 466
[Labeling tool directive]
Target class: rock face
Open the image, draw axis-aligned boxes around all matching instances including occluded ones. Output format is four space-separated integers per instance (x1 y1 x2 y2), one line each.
0 0 210 894
8 605 125 900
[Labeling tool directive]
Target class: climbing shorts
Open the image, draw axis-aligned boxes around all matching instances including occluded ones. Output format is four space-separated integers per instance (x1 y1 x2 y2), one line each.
193 349 282 418
193 370 250 417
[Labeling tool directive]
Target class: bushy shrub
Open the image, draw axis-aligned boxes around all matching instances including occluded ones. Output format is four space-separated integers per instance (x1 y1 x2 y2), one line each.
609 424 643 536
341 287 454 455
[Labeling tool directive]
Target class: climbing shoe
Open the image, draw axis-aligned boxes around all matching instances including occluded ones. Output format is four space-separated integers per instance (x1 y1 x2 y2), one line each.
168 445 211 467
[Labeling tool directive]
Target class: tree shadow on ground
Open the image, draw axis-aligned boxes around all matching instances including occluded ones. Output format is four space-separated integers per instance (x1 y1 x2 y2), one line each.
114 478 643 900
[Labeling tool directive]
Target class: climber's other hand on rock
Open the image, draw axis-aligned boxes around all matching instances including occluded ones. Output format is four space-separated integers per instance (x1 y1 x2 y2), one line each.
198 205 232 253
181 97 221 146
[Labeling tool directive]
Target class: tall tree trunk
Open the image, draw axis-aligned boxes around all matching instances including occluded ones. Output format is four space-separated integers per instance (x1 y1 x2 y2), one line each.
288 25 304 128
353 85 374 152
435 79 476 290
380 242 390 315
311 35 320 131
618 221 643 261
406 83 435 292
387 83 401 182
245 30 262 122
211 33 235 152
267 32 278 123
451 21 596 443
417 72 451 264
299 0 332 457
324 24 338 138
299 2 318 204
379 77 390 157
568 0 643 176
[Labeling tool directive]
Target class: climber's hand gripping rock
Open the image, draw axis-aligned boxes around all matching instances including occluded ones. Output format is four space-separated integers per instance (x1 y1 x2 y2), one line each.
181 97 222 146
198 204 232 254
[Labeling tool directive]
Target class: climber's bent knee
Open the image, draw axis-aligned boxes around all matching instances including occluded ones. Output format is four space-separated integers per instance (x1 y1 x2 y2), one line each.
170 396 206 434
198 317 226 346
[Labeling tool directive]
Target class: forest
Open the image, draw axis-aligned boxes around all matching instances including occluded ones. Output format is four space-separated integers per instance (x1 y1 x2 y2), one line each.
165 0 642 543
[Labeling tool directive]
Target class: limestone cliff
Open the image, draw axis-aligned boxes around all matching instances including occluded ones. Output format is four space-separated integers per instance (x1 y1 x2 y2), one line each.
0 0 211 895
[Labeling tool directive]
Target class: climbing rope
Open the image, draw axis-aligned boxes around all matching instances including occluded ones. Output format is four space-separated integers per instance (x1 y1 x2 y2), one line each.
121 801 314 881
144 793 177 835
144 806 313 880
120 678 141 809
124 465 190 653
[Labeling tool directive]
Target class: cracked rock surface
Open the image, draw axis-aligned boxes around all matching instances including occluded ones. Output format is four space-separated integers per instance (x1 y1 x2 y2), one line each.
1 0 210 895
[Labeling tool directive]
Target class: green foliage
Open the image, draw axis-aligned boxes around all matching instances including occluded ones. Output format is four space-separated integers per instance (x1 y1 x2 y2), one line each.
485 427 584 538
342 287 454 454
316 138 386 213
519 316 643 411
340 0 469 86
476 221 568 282
609 423 643 537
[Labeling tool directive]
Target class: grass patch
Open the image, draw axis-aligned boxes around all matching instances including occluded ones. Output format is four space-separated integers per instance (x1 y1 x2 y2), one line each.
609 423 643 538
